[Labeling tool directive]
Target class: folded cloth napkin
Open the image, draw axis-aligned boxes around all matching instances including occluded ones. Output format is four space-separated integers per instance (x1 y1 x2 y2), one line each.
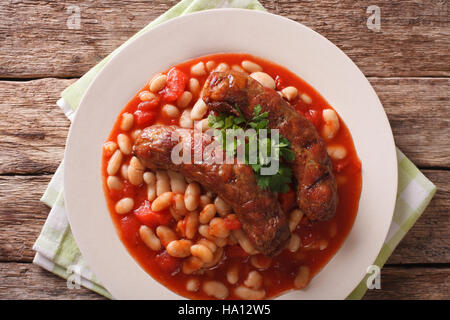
33 0 436 299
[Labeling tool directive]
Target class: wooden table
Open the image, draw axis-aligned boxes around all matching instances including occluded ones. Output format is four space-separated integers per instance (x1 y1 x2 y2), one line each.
0 0 448 300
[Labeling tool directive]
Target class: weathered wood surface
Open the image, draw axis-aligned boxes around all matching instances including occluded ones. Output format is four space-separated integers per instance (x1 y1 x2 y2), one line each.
0 77 448 176
0 169 447 265
0 0 448 300
0 263 447 300
0 0 448 78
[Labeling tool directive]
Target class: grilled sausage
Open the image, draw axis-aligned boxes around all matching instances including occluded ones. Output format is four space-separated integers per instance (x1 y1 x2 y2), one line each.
133 125 290 256
202 71 338 221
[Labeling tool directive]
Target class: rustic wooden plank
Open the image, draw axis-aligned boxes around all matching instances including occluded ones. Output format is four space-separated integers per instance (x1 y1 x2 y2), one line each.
0 78 73 174
369 77 450 168
0 1 448 78
0 77 448 175
0 170 447 264
0 262 447 299
0 263 104 299
363 266 450 300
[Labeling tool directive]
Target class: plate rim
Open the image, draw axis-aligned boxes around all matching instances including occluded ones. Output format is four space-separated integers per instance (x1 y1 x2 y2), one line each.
64 8 398 300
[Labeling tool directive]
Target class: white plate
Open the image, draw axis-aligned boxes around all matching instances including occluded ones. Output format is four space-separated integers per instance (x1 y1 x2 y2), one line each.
64 9 397 300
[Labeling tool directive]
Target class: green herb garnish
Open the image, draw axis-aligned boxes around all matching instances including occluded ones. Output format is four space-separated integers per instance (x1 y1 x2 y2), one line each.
208 105 295 193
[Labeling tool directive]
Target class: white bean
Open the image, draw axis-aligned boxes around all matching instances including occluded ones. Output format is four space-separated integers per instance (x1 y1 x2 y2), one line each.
281 86 298 101
209 217 229 238
151 191 174 212
300 93 312 104
156 226 178 247
103 141 117 155
232 229 258 255
147 180 157 201
231 65 246 73
107 176 123 190
195 118 210 132
226 265 239 284
250 72 276 89
214 196 231 216
198 225 215 240
190 99 208 120
244 271 263 290
241 60 263 73
117 134 132 155
180 109 194 128
128 156 144 186
289 209 304 232
107 150 123 176
250 255 272 270
197 239 217 253
199 194 212 208
139 225 161 251
215 62 229 72
143 171 156 185
171 193 187 219
184 182 201 211
161 104 180 118
156 170 171 196
166 239 193 258
149 74 167 92
185 211 199 239
115 197 134 214
206 61 216 72
120 113 134 131
294 266 310 289
167 170 187 194
191 62 207 76
120 164 128 180
203 247 223 268
138 90 157 102
182 256 204 275
189 78 200 96
322 109 340 140
202 281 229 300
190 244 213 263
186 278 200 292
327 145 347 160
199 204 217 224
287 234 301 252
234 286 265 300
177 91 193 109
131 129 142 141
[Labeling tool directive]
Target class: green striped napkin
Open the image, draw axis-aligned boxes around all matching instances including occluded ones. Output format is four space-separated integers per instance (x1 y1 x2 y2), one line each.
33 0 436 300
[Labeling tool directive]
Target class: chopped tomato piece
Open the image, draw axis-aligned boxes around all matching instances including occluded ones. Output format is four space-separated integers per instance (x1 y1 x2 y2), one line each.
154 251 181 274
119 215 141 243
304 109 322 129
225 245 249 258
163 68 187 102
122 181 138 198
224 215 242 230
278 189 296 213
137 98 160 111
134 110 156 126
334 157 362 174
133 200 172 228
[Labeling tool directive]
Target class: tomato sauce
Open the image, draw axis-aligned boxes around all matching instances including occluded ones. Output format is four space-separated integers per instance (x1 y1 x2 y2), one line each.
102 53 362 299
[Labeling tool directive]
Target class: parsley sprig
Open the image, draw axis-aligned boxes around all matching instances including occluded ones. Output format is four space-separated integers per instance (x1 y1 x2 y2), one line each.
208 105 295 193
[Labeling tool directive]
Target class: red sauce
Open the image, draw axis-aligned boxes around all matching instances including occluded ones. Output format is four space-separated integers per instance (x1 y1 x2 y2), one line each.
102 53 362 299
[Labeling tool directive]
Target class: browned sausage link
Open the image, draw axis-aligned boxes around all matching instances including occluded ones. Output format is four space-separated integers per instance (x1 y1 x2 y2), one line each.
202 71 338 221
133 125 290 256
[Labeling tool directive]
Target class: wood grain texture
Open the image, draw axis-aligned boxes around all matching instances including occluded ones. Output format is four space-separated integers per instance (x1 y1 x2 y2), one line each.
0 263 104 299
0 263 447 299
0 0 448 78
0 170 447 264
0 77 447 176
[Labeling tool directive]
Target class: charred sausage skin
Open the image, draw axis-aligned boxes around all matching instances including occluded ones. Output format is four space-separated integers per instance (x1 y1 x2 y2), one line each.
133 125 290 256
202 71 338 221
